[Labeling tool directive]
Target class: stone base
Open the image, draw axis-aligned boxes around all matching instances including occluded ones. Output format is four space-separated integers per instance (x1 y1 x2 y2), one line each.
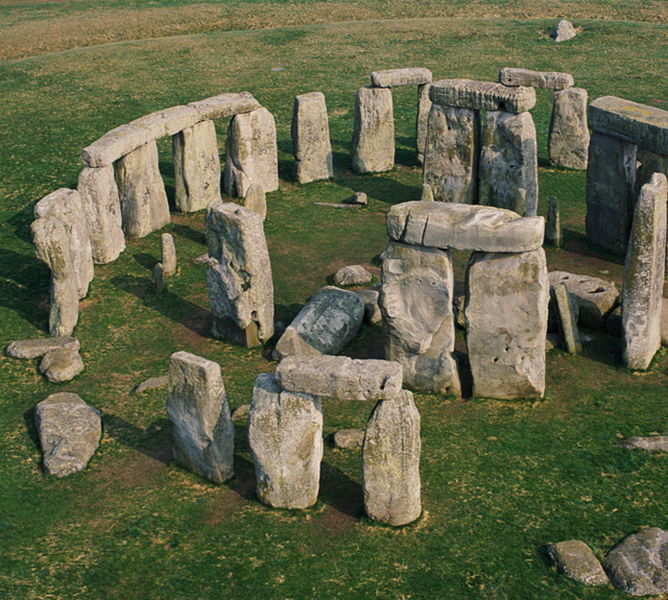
212 317 260 348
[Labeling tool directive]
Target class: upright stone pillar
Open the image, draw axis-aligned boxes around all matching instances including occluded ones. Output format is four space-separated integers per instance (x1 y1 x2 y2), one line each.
416 83 432 164
548 88 589 170
351 87 394 173
291 92 334 184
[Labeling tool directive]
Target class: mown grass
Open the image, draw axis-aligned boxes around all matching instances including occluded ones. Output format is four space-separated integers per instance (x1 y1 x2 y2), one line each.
1 9 668 600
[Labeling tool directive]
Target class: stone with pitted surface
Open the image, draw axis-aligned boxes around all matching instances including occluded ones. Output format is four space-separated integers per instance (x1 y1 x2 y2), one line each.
188 91 261 121
548 540 608 586
292 92 334 184
499 68 574 90
430 79 536 114
370 68 432 88
6 337 79 360
243 184 267 219
351 87 394 173
39 348 84 382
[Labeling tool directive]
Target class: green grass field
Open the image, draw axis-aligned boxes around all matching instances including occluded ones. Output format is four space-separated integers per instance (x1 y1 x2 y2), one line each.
1 3 668 599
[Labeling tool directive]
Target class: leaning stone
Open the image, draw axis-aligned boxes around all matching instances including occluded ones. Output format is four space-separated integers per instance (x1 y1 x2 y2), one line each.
248 373 323 509
547 540 608 586
387 201 545 253
275 355 403 401
354 289 382 324
549 88 590 170
351 87 394 173
188 91 261 121
416 83 432 164
370 67 432 88
345 192 367 206
430 79 536 114
551 283 582 354
274 286 364 359
167 351 234 483
34 392 101 477
546 195 563 247
291 92 334 184
134 375 169 394
333 265 373 286
39 348 85 383
161 233 177 276
152 262 165 294
420 183 434 202
499 68 574 90
621 436 668 452
333 429 364 449
362 390 421 526
243 184 267 219
6 337 79 360
603 528 668 596
622 173 667 370
553 19 577 43
231 404 250 421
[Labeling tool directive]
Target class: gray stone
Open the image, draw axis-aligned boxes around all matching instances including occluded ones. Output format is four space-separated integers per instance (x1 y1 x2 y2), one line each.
386 201 545 253
549 88 590 170
416 83 432 164
243 184 267 219
167 351 234 483
333 265 373 286
274 286 364 360
354 289 382 324
173 119 222 213
48 277 79 337
345 192 367 206
248 373 323 509
466 249 549 399
479 110 538 217
231 404 250 420
192 253 209 264
420 183 434 202
548 540 608 586
134 375 169 394
206 203 274 345
39 348 84 383
291 92 334 184
604 528 668 596
6 337 79 360
114 141 171 238
188 91 261 121
430 79 536 114
77 166 126 264
131 105 199 143
423 105 480 204
370 68 432 88
275 355 403 401
362 390 421 526
380 241 460 395
548 282 580 333
333 429 364 449
454 295 466 329
499 68 574 90
621 436 668 452
34 392 101 477
622 173 667 370
152 262 165 294
551 283 582 354
553 19 577 43
546 195 563 247
161 233 177 276
351 87 394 173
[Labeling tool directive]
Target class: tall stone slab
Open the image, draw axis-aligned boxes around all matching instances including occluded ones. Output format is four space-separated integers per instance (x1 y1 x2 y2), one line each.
172 119 222 213
466 248 549 399
248 373 323 509
622 173 668 370
351 87 394 173
379 241 460 396
114 141 171 238
549 88 590 170
167 351 234 483
479 111 538 216
362 390 421 526
291 92 334 184
223 107 279 198
206 203 274 346
422 104 480 204
416 83 432 164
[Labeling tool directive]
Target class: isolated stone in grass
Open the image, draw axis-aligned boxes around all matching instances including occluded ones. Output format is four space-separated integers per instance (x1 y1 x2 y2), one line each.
545 195 562 247
370 68 432 88
354 289 382 324
161 233 177 276
134 375 169 394
333 429 364 449
333 265 373 286
152 262 165 294
231 404 250 421
291 92 334 184
243 183 267 219
39 348 85 383
553 19 577 43
549 88 589 170
351 87 394 173
344 191 367 205
547 540 608 586
620 436 668 452
6 337 79 360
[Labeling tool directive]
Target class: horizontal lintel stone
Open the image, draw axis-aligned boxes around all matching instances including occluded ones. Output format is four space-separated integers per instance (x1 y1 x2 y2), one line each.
499 67 574 90
371 68 433 88
188 92 261 121
430 78 536 114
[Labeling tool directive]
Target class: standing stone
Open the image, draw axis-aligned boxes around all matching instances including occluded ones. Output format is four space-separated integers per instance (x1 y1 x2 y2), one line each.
416 83 432 164
549 88 590 170
546 195 563 247
479 111 538 216
152 262 165 293
351 87 394 173
248 373 323 509
291 92 334 184
423 104 480 204
553 19 577 43
622 173 667 370
223 107 279 198
635 149 668 268
114 141 170 238
379 241 461 396
551 283 582 354
243 183 267 220
172 119 222 213
362 390 421 526
466 248 549 399
167 351 234 483
161 233 177 276
206 203 274 346
77 166 126 264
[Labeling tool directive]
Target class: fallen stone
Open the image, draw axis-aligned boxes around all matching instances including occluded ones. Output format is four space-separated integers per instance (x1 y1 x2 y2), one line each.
430 79 536 114
621 436 668 452
553 19 577 43
34 392 101 477
548 280 580 332
499 68 574 90
548 540 608 586
39 348 84 382
420 183 434 202
333 265 373 286
351 87 394 173
549 271 619 329
545 195 563 247
188 91 261 121
333 429 364 449
243 184 267 219
345 192 367 206
291 92 334 184
152 262 165 294
549 88 589 170
6 337 79 360
192 253 209 264
231 404 250 420
551 283 582 354
161 233 177 276
416 83 432 164
370 68 432 88
354 289 382 324
134 375 169 394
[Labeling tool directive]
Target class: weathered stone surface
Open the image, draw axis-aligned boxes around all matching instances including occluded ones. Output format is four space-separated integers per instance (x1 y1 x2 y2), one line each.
416 83 432 164
546 195 563 247
333 429 364 449
274 286 364 359
114 141 171 238
430 79 536 114
243 184 267 219
223 107 279 197
134 375 169 394
553 19 577 42
292 92 334 184
6 337 79 360
423 105 480 204
161 233 177 276
621 436 668 452
586 132 637 254
420 183 434 202
551 283 582 354
275 355 403 401
604 528 668 596
479 110 538 216
333 265 373 286
49 277 79 337
548 540 608 586
131 105 199 145
248 373 323 509
499 68 574 90
622 173 667 370
192 253 209 264
345 191 367 206
231 404 250 420
362 390 421 526
167 351 234 483
351 87 394 173
77 166 125 264
380 241 460 395
387 201 545 253
39 348 84 382
188 91 261 121
34 392 101 477
206 203 274 345
354 289 382 324
370 68 432 88
173 119 222 213
152 262 165 293
549 88 590 170
466 249 548 399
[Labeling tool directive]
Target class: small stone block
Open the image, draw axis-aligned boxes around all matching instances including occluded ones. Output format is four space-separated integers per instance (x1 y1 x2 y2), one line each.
548 540 608 586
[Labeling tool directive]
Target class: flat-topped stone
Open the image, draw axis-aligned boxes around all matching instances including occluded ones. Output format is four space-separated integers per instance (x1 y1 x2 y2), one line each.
387 201 544 253
6 337 79 360
499 68 574 90
188 91 261 121
430 79 536 114
371 68 432 88
589 96 668 156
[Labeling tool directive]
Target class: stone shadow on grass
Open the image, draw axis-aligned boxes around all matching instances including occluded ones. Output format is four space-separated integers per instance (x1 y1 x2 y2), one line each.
319 461 364 519
103 413 173 464
171 223 207 246
132 252 157 271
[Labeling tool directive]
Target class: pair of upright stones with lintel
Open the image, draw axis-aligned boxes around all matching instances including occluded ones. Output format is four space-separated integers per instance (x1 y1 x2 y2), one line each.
380 201 548 399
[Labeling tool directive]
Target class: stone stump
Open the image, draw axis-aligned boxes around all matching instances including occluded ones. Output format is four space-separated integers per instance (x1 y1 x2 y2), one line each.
549 88 589 170
291 92 334 184
161 233 176 276
416 83 432 164
351 87 394 173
